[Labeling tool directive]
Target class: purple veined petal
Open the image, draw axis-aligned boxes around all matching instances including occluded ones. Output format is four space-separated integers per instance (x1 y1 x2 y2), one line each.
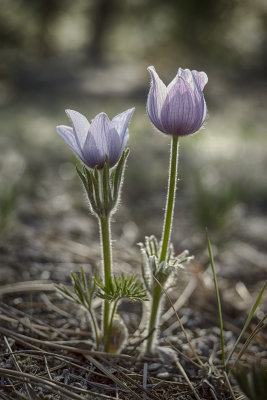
65 109 90 150
87 112 111 155
82 132 104 169
166 70 180 93
190 72 208 131
111 107 134 147
189 100 206 133
192 70 208 91
56 125 86 163
84 113 122 168
179 70 207 133
178 68 194 89
161 77 197 135
106 128 123 167
147 66 168 132
83 112 117 168
201 100 207 125
121 128 129 150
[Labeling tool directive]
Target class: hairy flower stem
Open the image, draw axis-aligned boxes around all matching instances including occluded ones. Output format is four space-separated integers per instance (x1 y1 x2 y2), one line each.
160 135 179 262
99 215 112 352
146 135 179 354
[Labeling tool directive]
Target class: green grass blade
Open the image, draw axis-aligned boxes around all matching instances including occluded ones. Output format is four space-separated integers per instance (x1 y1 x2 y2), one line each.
206 229 225 369
226 280 267 366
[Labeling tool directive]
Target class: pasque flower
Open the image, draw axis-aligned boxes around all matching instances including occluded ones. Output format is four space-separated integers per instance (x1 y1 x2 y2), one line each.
57 108 135 168
147 66 208 136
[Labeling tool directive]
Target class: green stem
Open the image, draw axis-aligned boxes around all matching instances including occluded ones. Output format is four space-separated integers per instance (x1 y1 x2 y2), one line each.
146 135 179 355
160 135 179 262
145 284 161 354
109 300 119 336
88 309 100 349
99 215 112 352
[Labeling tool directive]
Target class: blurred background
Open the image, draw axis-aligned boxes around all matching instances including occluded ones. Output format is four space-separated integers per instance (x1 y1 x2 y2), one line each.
0 0 267 291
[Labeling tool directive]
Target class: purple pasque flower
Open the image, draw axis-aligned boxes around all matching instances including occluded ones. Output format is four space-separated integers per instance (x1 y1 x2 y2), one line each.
57 108 135 169
147 66 208 136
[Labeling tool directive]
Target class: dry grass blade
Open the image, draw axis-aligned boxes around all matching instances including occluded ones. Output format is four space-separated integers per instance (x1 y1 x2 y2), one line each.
0 350 125 399
0 367 85 400
97 355 161 400
43 355 53 380
206 230 225 369
40 292 72 318
153 276 204 367
0 392 30 400
3 336 39 400
165 340 203 369
143 362 148 392
226 280 267 366
0 310 88 339
85 354 144 400
0 302 68 340
0 326 131 359
224 371 237 400
175 359 202 400
0 281 55 297
0 366 120 400
229 314 267 373
202 379 219 400
161 277 197 323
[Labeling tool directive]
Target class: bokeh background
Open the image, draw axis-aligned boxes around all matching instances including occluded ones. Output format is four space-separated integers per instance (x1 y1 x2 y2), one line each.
1 0 267 289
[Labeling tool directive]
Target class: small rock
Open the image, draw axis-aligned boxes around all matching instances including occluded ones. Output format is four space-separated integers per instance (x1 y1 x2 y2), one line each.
148 363 161 372
156 370 171 379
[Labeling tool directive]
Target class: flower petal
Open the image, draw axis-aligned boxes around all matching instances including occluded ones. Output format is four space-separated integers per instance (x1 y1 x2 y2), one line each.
83 132 104 168
161 77 196 135
83 112 122 168
56 125 86 162
146 66 208 136
83 113 111 165
192 70 208 91
112 107 134 138
106 128 122 167
147 66 168 132
65 109 90 149
166 70 180 93
112 107 134 150
178 68 194 89
190 72 207 130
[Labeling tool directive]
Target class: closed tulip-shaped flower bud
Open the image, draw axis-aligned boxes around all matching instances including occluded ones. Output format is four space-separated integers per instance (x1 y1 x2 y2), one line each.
57 108 134 169
147 66 208 136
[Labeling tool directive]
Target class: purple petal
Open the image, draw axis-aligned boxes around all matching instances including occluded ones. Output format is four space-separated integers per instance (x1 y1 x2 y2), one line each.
164 70 207 134
83 113 122 167
190 73 207 130
192 70 208 91
146 66 208 136
161 77 197 135
121 128 129 150
201 100 207 125
65 109 90 149
166 71 180 92
56 125 86 162
87 113 111 156
111 107 134 148
178 68 194 88
83 133 104 168
147 66 168 132
106 128 122 167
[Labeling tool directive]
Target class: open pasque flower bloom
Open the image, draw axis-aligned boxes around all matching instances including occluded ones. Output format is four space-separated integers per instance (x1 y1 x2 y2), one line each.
147 66 208 136
57 108 135 169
